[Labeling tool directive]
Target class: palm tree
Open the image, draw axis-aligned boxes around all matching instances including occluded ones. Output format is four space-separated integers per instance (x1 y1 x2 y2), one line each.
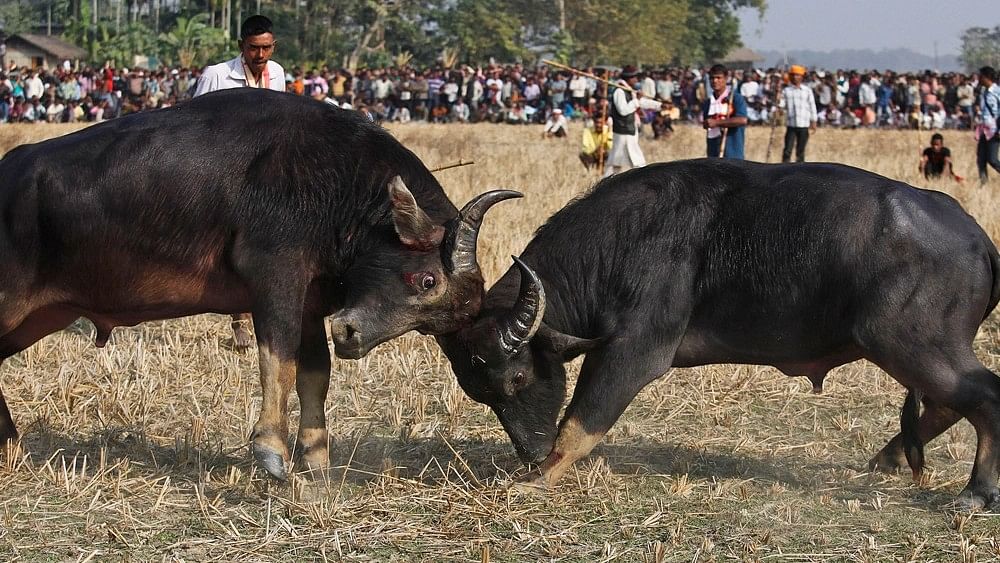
159 14 215 68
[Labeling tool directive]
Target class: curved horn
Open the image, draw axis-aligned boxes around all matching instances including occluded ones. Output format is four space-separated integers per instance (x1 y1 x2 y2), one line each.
497 256 546 355
447 189 522 274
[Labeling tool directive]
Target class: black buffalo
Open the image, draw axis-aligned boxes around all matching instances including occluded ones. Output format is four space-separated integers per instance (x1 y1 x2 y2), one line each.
0 88 518 479
438 159 1000 509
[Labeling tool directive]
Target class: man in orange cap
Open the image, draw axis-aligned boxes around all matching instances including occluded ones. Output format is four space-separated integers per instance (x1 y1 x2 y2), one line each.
779 64 817 162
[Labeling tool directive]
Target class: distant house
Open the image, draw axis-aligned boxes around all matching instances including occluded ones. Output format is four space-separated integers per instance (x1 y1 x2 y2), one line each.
717 47 765 71
3 34 88 70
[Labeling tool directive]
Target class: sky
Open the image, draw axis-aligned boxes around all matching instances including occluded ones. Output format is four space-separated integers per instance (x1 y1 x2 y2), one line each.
737 0 997 57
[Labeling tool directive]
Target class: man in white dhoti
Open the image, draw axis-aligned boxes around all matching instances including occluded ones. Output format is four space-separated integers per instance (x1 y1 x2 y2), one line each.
604 66 662 178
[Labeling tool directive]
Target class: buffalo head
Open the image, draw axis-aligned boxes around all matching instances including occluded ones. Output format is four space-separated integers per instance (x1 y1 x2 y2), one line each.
330 177 520 359
437 257 600 464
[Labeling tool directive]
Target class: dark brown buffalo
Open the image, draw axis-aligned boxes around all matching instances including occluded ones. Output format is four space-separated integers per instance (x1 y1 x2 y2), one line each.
0 88 518 479
439 159 1000 510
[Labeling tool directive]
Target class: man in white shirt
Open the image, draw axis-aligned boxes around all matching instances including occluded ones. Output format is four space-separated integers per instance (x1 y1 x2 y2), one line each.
779 65 818 162
193 14 285 349
542 108 568 138
24 71 44 100
569 72 588 109
194 15 286 96
739 73 759 101
604 66 661 178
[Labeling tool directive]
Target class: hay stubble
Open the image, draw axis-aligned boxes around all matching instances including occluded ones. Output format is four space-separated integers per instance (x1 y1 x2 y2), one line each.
1 121 999 561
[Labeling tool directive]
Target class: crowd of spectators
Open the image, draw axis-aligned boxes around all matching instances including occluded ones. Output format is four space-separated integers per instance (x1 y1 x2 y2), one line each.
0 60 996 134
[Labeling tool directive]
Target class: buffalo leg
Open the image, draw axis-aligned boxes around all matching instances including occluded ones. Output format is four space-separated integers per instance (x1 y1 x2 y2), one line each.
0 308 79 447
876 352 1000 510
868 398 961 474
0 388 15 444
248 288 307 480
294 315 332 472
955 368 1000 509
231 313 254 350
523 338 677 487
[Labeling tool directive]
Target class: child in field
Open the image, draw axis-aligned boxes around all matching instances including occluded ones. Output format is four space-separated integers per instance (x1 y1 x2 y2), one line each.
920 133 963 182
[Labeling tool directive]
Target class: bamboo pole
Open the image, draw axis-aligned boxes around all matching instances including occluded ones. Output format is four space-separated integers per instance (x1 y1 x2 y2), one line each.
541 59 670 104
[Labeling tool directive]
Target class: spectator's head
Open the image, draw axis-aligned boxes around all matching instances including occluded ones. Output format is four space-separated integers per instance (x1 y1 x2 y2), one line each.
238 15 276 76
930 133 944 150
621 65 640 88
980 66 996 86
789 65 806 86
708 64 728 94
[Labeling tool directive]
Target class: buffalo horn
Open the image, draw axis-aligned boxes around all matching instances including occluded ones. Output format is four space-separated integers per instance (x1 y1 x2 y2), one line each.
497 256 546 354
447 190 522 274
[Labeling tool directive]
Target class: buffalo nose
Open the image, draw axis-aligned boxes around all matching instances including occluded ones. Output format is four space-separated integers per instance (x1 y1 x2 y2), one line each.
330 318 359 343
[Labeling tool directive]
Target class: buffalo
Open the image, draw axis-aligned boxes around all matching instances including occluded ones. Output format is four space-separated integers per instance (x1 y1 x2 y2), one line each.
0 88 518 479
438 159 1000 509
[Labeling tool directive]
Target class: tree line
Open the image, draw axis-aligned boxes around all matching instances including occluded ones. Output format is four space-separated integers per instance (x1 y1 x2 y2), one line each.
0 0 766 70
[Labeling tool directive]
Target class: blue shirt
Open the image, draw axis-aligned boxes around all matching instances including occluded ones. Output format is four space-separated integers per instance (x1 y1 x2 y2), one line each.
982 83 1000 138
702 90 748 159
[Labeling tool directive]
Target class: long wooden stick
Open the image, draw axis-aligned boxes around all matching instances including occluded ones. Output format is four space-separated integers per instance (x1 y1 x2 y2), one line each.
597 80 608 175
716 76 738 157
541 59 670 104
430 160 475 173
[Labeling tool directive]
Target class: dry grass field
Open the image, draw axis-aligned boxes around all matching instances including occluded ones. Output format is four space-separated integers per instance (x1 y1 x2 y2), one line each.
1 119 1000 562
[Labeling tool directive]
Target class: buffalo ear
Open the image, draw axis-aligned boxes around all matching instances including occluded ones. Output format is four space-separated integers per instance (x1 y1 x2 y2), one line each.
535 325 601 360
388 176 445 250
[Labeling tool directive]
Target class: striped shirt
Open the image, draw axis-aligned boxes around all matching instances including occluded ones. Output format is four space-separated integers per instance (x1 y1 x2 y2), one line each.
780 84 818 128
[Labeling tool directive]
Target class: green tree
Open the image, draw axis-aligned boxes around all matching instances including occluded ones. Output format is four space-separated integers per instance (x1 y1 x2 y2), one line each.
158 14 227 68
0 1 36 36
676 0 766 65
439 0 531 63
960 26 1000 72
563 0 689 66
102 22 158 66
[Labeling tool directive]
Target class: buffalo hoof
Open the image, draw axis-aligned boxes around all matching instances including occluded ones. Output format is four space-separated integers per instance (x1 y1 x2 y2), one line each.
510 470 550 493
295 447 331 476
232 325 254 351
952 487 1000 512
253 443 290 481
867 449 906 474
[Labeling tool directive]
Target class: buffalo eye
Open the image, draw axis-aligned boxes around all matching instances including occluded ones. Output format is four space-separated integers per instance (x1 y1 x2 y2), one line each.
512 371 526 389
404 271 437 292
471 354 486 368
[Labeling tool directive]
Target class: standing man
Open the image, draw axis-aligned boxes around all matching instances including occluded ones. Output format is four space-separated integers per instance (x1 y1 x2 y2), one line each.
194 15 285 96
702 64 748 159
977 66 1000 185
604 65 660 177
779 65 817 162
194 14 285 349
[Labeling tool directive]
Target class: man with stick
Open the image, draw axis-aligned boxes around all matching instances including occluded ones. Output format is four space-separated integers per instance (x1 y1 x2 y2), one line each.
604 65 662 178
702 64 747 159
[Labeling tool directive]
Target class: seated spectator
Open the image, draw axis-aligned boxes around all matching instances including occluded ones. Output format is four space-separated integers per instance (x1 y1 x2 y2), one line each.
506 101 528 124
920 133 962 181
542 108 568 138
653 101 677 139
431 103 449 122
396 105 411 123
580 118 612 171
356 104 375 122
46 98 65 122
452 98 470 122
818 102 841 127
